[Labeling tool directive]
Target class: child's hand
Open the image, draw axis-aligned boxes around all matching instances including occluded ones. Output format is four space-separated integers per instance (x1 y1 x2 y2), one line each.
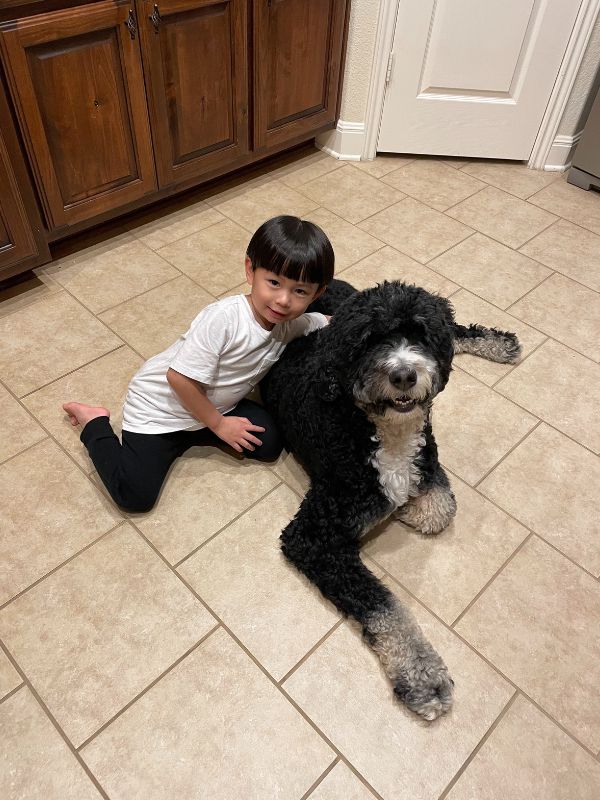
213 416 265 453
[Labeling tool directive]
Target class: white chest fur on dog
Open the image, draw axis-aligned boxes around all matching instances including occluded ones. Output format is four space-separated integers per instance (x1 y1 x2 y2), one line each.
369 415 425 508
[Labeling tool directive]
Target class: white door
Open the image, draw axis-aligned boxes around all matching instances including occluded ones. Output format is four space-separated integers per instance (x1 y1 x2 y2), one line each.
377 0 582 159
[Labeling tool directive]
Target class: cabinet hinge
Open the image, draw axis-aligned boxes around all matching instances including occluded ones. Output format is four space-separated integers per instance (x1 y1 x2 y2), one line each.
385 52 394 84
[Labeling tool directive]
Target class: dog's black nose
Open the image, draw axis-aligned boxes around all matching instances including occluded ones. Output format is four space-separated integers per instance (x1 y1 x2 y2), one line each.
389 366 417 389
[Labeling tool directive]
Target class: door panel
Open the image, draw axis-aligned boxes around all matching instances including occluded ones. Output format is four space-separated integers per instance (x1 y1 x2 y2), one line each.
0 1 156 230
378 0 583 159
421 0 536 94
253 0 348 151
139 0 249 187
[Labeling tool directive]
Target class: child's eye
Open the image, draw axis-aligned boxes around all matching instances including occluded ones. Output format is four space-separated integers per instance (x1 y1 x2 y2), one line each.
268 279 279 286
295 288 308 295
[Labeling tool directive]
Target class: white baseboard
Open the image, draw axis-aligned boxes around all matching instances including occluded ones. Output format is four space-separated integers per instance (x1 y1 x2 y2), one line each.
316 120 366 160
543 132 582 171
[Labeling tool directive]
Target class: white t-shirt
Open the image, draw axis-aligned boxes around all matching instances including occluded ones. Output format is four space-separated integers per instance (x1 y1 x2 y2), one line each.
122 294 327 434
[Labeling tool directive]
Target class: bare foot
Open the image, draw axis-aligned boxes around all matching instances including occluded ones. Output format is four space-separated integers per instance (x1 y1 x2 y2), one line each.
62 401 110 429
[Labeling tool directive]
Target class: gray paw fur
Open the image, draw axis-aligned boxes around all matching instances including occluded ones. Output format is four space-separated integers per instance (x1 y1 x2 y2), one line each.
395 484 457 535
366 603 454 721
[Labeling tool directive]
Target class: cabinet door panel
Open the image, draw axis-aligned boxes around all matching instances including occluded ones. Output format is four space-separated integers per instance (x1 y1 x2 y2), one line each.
0 74 47 278
0 128 39 272
139 0 249 187
253 0 347 151
0 1 156 230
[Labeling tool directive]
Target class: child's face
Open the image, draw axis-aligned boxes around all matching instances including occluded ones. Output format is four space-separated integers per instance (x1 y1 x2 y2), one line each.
245 259 324 330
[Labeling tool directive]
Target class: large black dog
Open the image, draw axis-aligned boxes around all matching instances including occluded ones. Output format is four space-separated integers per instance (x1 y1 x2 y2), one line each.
262 279 520 720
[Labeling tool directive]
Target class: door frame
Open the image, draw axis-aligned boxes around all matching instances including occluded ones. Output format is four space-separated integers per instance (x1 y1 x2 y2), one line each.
362 0 600 169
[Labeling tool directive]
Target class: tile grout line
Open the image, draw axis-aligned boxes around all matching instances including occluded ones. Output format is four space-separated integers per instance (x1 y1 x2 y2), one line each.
528 531 600 582
298 756 340 800
472 420 543 490
172 479 284 569
436 691 520 800
0 639 112 800
505 264 600 320
303 754 386 800
449 533 534 629
16 343 131 401
75 626 220 752
511 213 559 249
442 269 599 365
138 213 227 255
444 462 600 582
376 567 600 759
0 522 126 612
422 229 479 267
89 271 187 317
278 619 345 686
492 373 600 460
378 179 489 216
0 277 64 321
0 682 25 706
437 260 557 313
126 522 385 799
441 173 561 207
488 334 550 389
0 431 50 470
451 357 600 462
503 269 555 312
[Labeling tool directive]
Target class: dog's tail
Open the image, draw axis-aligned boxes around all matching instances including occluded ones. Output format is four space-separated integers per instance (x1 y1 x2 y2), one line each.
452 322 521 364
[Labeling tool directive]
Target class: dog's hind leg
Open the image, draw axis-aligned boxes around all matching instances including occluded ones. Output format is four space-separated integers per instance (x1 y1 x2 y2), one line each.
281 484 454 720
453 322 521 363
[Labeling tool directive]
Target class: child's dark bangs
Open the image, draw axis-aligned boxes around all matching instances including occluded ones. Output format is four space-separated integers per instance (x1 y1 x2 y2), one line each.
274 252 321 285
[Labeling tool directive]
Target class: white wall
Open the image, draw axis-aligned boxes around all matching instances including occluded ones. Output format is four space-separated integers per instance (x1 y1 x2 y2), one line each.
338 0 381 121
317 0 381 159
558 13 600 137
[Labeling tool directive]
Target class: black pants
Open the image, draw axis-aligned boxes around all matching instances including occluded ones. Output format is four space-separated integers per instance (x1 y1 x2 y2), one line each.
81 399 283 513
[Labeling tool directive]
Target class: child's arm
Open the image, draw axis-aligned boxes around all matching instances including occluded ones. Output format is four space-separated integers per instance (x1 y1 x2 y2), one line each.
166 368 264 453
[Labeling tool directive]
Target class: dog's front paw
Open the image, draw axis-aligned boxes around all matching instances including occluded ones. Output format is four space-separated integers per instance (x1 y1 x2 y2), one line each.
394 662 454 721
395 486 456 535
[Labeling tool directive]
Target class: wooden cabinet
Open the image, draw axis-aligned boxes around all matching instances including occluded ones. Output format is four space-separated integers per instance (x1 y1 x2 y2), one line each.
0 0 157 230
0 0 348 276
138 0 249 188
0 74 48 279
253 0 348 151
0 125 40 275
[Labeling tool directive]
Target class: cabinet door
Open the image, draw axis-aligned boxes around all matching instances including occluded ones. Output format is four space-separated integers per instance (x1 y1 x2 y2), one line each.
0 1 156 230
253 0 348 151
138 0 249 188
0 74 48 279
0 126 40 275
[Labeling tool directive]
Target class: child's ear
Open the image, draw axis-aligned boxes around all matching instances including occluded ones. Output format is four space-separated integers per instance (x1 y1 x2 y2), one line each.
244 256 254 285
313 285 327 301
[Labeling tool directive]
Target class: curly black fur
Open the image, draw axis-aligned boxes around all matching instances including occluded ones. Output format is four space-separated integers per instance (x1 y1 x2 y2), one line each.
262 278 520 720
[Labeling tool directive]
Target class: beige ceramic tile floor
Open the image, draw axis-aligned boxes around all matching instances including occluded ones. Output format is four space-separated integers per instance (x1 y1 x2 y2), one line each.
1 148 600 799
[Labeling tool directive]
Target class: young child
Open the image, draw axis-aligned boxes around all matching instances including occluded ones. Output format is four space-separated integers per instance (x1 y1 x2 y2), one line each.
63 215 334 513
